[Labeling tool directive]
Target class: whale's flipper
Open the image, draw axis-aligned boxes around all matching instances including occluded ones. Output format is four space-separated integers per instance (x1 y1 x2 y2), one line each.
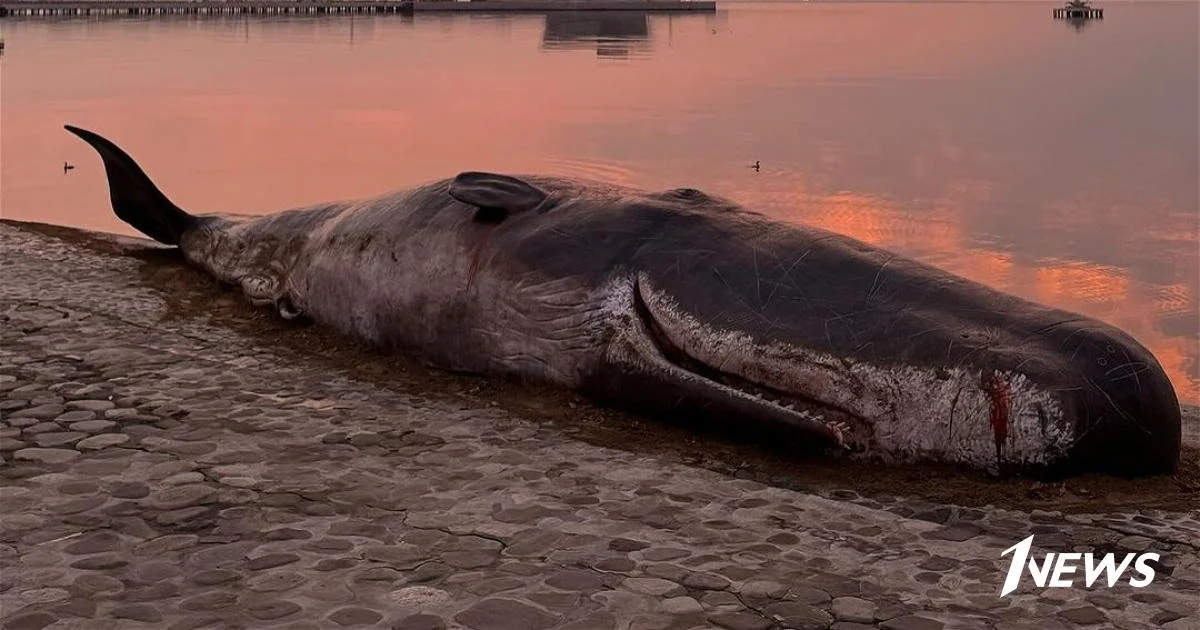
64 125 197 246
448 172 547 223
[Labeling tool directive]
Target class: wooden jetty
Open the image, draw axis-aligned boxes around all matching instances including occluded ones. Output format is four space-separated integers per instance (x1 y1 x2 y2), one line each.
1053 0 1102 20
0 0 716 18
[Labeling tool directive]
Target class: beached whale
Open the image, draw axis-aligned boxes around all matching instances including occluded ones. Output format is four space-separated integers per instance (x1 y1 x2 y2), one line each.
66 124 1181 477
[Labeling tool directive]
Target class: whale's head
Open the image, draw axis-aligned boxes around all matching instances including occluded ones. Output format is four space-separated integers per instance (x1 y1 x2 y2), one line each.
452 174 1182 477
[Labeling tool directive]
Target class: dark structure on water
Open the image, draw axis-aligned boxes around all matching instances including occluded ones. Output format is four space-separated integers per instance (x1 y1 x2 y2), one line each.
542 11 650 58
1053 0 1103 20
0 0 716 18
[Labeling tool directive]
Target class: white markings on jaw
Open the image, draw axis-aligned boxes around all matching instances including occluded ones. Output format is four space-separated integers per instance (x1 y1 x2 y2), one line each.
600 275 845 449
618 274 1074 472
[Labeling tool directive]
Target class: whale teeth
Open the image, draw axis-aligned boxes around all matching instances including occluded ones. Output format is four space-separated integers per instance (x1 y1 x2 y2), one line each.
822 420 854 450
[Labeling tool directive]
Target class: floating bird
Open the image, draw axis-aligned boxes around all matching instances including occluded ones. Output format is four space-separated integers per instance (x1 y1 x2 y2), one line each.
749 160 761 172
63 161 75 173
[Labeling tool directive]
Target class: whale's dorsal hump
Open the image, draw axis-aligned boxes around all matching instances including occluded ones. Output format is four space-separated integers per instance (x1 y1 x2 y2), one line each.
448 171 547 223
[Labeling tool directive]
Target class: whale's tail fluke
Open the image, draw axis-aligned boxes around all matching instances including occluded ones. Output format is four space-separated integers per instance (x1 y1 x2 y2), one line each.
65 125 196 246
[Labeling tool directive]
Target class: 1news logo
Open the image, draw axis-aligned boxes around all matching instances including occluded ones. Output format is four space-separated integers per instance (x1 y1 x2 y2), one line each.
999 535 1160 597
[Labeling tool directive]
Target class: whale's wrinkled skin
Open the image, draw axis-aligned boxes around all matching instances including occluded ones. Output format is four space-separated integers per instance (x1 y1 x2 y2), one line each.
65 125 1182 477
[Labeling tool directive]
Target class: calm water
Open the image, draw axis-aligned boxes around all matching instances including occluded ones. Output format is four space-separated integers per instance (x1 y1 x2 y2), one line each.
1 2 1197 404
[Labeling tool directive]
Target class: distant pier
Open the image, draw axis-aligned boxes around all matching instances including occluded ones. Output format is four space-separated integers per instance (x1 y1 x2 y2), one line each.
0 0 716 18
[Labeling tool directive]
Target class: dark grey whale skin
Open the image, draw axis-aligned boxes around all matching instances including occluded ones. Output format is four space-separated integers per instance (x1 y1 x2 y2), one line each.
64 124 1181 478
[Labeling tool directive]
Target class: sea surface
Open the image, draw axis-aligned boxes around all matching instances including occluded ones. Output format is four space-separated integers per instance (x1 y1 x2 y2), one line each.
1 1 1197 404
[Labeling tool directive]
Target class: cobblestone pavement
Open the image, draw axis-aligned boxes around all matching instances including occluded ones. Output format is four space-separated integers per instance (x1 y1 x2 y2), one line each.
1 221 1198 630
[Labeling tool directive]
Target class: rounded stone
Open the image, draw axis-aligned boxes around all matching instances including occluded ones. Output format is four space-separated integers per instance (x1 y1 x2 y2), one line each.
786 585 832 605
147 484 217 510
220 476 259 488
66 400 116 412
72 573 124 595
13 448 80 464
68 420 118 433
329 607 384 626
1 514 45 532
18 587 71 603
594 558 636 573
248 599 304 620
54 410 97 424
622 577 685 597
832 597 877 623
642 547 691 561
70 554 128 570
921 524 981 542
764 601 836 630
64 532 121 555
315 558 357 572
879 615 945 630
191 569 242 586
164 471 206 485
916 556 960 572
76 433 131 450
608 538 650 552
135 560 184 583
700 591 745 613
0 437 29 451
739 580 788 599
108 482 150 499
387 586 452 609
661 596 704 615
766 532 800 545
443 550 498 569
683 572 731 591
33 432 87 448
455 598 561 630
393 613 447 630
264 528 313 541
0 611 58 630
112 604 163 623
1056 607 1108 626
10 404 65 420
708 612 773 630
247 571 308 592
56 481 99 495
246 553 301 571
180 591 240 611
546 570 608 592
20 421 62 435
355 567 405 583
